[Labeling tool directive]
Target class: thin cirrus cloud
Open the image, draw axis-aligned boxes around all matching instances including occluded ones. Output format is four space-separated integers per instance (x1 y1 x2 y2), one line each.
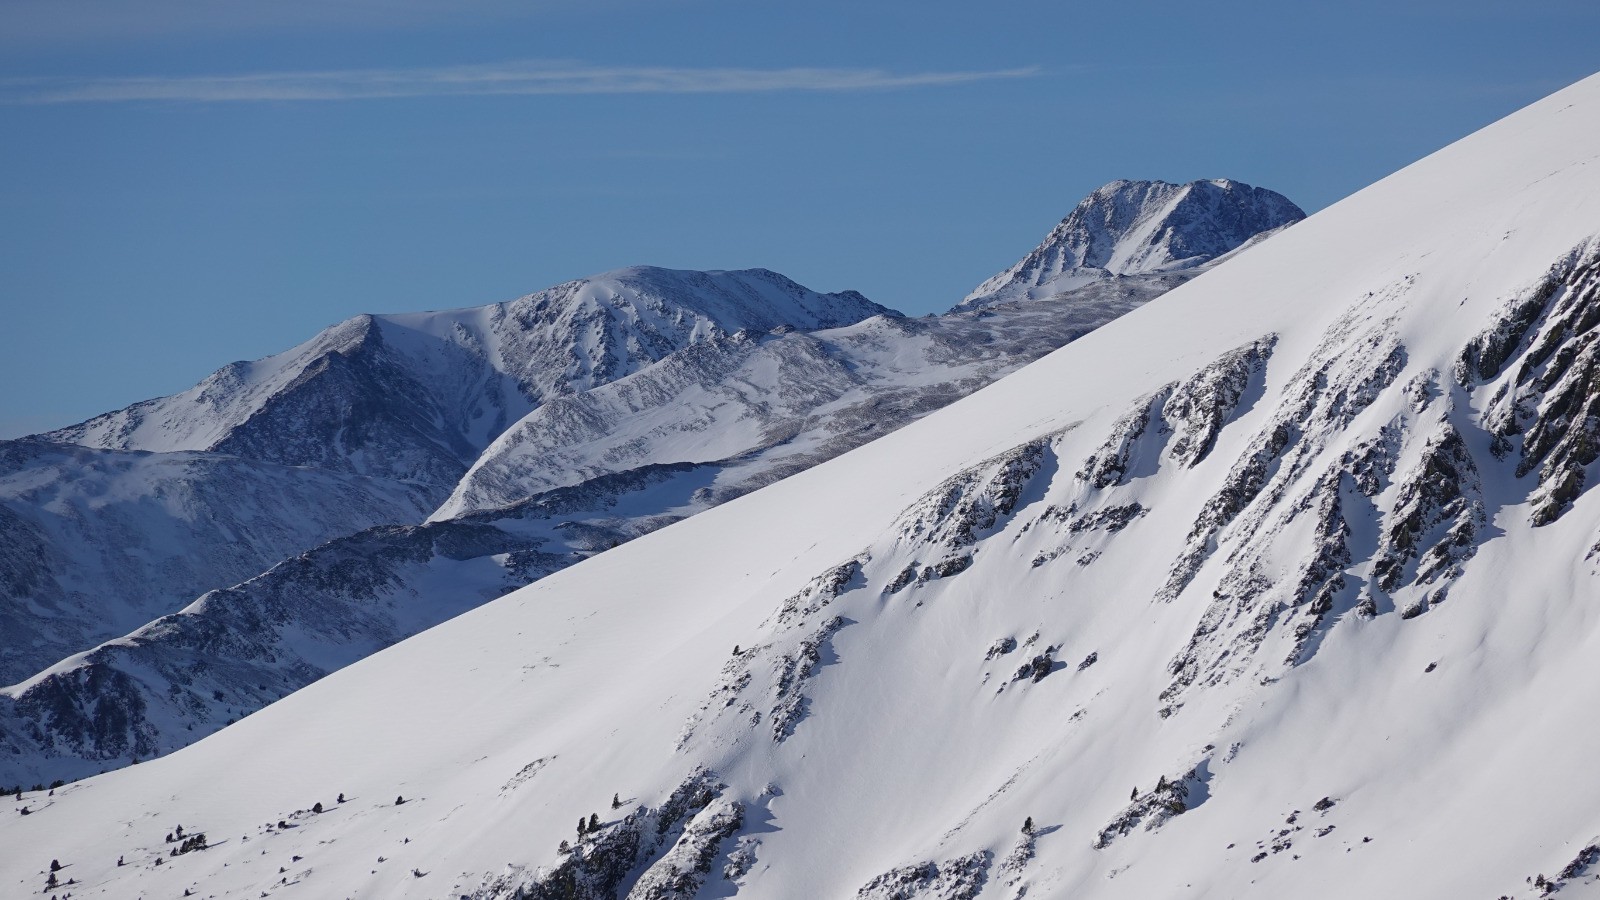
1 61 1043 104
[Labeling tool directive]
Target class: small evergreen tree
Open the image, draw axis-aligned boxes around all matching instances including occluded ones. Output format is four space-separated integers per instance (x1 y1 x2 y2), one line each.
612 793 621 809
337 793 346 804
312 802 323 814
395 795 405 806
588 813 600 832
49 859 61 872
1022 817 1034 835
577 817 587 836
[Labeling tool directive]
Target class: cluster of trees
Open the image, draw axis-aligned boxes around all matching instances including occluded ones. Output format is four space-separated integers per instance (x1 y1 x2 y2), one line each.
44 858 75 891
558 793 632 854
7 779 65 796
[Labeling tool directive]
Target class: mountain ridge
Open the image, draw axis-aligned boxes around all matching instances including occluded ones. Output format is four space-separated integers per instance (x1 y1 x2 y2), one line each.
42 266 893 489
0 70 1592 899
958 178 1305 311
0 267 889 684
0 187 1302 785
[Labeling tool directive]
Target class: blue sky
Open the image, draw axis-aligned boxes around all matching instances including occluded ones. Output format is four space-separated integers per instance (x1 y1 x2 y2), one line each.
2 0 1597 437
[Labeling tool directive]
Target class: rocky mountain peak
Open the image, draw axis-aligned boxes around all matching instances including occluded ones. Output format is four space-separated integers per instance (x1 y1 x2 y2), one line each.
961 178 1305 309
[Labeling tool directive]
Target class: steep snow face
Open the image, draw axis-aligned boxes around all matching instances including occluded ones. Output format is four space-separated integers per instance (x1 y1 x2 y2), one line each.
0 441 433 685
0 184 1303 784
0 265 889 731
0 275 1176 786
41 267 891 497
960 178 1304 309
4 73 1599 900
2 223 1288 785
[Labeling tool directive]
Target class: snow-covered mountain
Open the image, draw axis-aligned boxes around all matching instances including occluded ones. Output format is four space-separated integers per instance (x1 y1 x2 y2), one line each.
42 266 891 497
436 300 1124 521
0 440 434 683
4 71 1597 900
958 178 1304 311
0 182 1298 786
0 270 1175 787
0 268 887 686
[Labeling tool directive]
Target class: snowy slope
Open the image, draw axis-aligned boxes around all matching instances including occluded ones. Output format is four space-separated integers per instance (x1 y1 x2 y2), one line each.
437 297 1143 521
4 73 1599 900
0 267 889 766
958 178 1304 311
0 186 1298 786
3 266 887 676
42 267 890 497
443 182 1302 520
0 298 1154 787
0 440 434 683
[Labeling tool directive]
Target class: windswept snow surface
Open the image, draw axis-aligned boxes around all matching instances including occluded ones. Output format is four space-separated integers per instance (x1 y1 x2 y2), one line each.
5 73 1600 899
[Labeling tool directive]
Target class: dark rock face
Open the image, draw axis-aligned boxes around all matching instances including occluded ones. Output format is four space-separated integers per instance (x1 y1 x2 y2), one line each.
1121 240 1600 718
894 434 1059 554
1467 241 1600 525
1079 336 1276 491
472 770 734 900
1094 764 1209 849
1372 422 1484 592
856 851 991 900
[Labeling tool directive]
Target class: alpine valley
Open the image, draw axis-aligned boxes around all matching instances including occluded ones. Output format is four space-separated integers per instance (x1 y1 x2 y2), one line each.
6 70 1600 900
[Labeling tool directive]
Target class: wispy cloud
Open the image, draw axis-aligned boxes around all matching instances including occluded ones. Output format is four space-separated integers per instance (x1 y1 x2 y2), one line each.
1 61 1042 104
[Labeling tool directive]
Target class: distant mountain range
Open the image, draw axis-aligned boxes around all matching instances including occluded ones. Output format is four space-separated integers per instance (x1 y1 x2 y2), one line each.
6 73 1599 900
0 179 1303 786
